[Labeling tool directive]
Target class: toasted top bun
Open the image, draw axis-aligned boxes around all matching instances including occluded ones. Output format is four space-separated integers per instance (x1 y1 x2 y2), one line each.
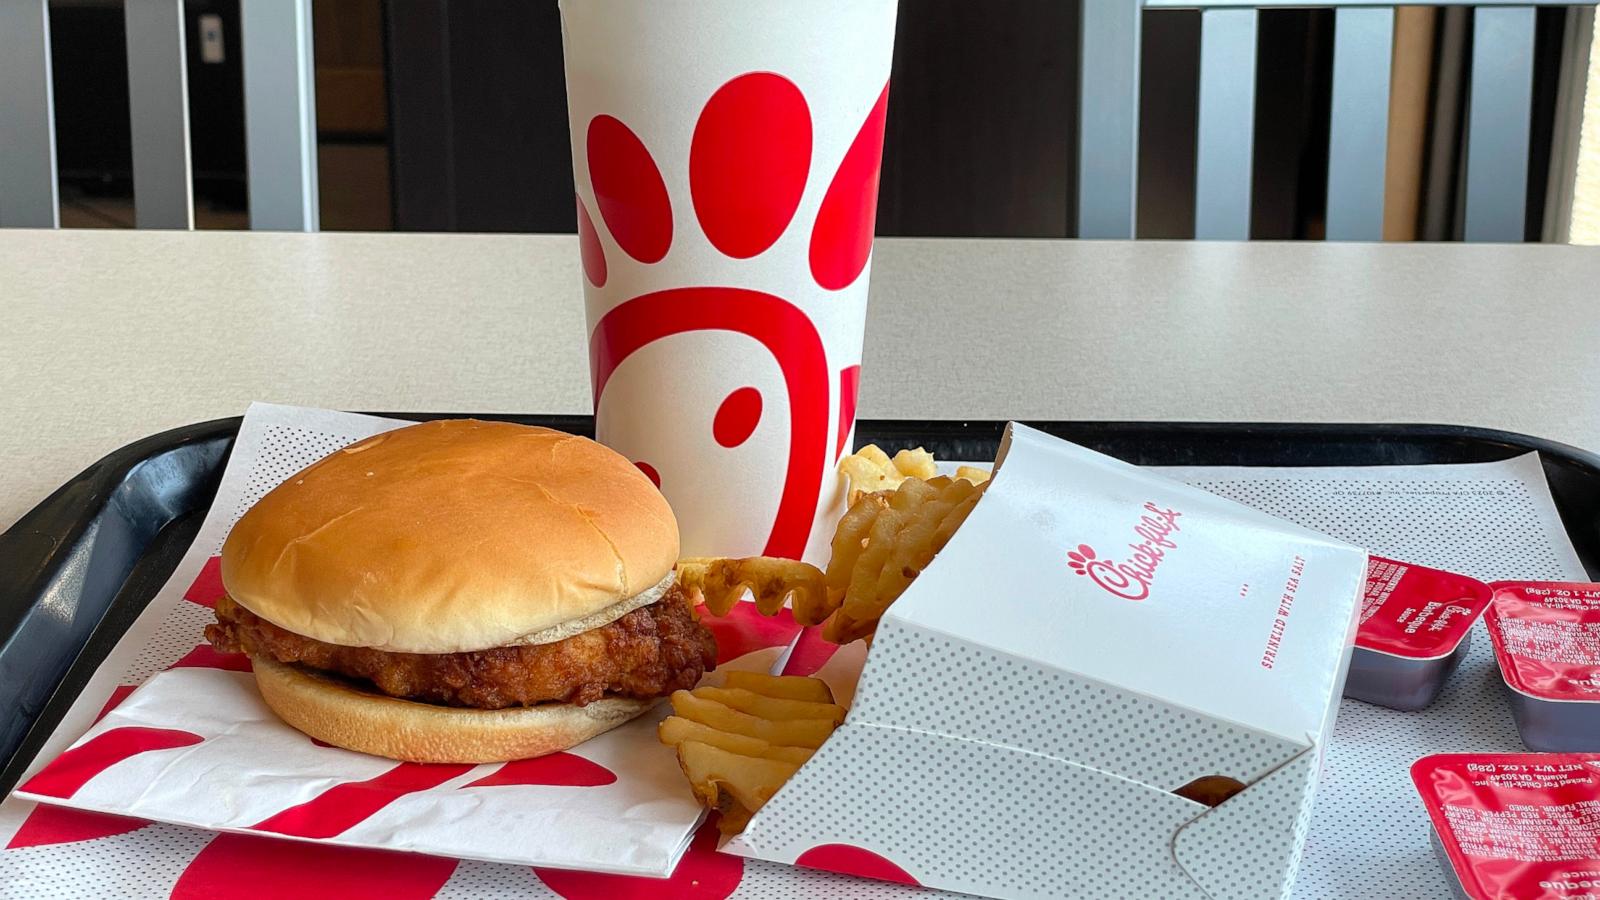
221 419 679 654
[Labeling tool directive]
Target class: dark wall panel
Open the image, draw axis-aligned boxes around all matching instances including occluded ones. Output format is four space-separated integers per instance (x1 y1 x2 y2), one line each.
1136 10 1200 239
49 3 132 185
1250 9 1333 240
444 2 573 233
387 0 572 232
878 0 1076 237
387 0 1076 237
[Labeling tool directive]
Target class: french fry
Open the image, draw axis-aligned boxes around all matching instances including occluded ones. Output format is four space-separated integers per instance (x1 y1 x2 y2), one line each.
845 506 906 621
890 447 938 480
825 492 889 593
717 802 754 836
820 475 987 644
658 716 814 765
838 445 895 500
691 687 846 725
666 691 838 749
724 670 834 703
676 741 800 814
955 465 991 486
839 444 938 503
694 446 992 646
676 556 826 617
659 672 843 835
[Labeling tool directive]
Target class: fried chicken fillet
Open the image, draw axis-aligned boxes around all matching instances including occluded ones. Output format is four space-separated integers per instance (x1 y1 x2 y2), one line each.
206 587 717 710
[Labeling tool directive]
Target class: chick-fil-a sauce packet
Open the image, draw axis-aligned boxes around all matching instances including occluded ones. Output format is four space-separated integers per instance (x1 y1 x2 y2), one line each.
1345 557 1492 710
1412 753 1600 900
1486 582 1600 751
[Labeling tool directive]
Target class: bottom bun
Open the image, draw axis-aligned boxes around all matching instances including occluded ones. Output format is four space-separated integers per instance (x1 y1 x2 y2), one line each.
251 655 655 763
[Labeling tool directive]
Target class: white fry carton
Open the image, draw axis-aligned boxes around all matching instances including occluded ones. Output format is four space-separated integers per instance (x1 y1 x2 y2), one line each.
727 423 1368 899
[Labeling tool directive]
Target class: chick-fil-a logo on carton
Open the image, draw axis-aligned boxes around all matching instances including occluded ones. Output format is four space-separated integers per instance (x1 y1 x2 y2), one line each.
1067 502 1183 601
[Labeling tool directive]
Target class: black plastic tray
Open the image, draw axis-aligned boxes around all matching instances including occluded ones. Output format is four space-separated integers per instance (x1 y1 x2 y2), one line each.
5 415 1600 794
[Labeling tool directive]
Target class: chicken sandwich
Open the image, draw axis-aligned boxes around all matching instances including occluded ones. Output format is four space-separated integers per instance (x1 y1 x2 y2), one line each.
205 419 716 763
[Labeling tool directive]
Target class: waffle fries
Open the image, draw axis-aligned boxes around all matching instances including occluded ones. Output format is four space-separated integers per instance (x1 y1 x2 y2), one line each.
663 449 992 829
839 443 988 504
839 444 936 503
676 556 827 618
819 474 986 643
658 672 844 834
681 446 990 648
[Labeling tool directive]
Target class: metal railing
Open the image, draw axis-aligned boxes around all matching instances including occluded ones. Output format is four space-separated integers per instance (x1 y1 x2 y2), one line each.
0 0 317 231
1079 0 1596 240
4 0 1584 239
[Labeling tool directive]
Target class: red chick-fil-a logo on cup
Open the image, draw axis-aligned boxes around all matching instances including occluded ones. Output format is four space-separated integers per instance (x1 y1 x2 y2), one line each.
1066 502 1184 601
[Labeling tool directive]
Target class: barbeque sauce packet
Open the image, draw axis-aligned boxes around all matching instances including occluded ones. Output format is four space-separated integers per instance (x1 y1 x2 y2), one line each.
1413 752 1600 900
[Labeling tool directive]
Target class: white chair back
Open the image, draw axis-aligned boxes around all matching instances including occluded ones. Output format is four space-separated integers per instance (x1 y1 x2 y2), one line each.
4 0 1569 238
0 0 318 231
1079 0 1572 241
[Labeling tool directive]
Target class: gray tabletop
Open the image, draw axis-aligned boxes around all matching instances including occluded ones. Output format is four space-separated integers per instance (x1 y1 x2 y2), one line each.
3 230 1598 531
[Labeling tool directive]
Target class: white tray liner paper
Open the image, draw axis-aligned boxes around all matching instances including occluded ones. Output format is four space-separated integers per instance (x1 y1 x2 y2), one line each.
1161 454 1586 900
0 403 1586 899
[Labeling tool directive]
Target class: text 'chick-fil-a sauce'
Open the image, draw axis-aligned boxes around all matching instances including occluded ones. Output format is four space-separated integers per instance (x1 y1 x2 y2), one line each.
1344 557 1492 710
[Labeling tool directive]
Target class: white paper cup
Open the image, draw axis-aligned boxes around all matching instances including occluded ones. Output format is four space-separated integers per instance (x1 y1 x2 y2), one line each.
560 0 899 563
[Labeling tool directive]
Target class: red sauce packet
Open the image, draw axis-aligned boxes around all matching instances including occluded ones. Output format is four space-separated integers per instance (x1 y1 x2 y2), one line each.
1413 752 1600 900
